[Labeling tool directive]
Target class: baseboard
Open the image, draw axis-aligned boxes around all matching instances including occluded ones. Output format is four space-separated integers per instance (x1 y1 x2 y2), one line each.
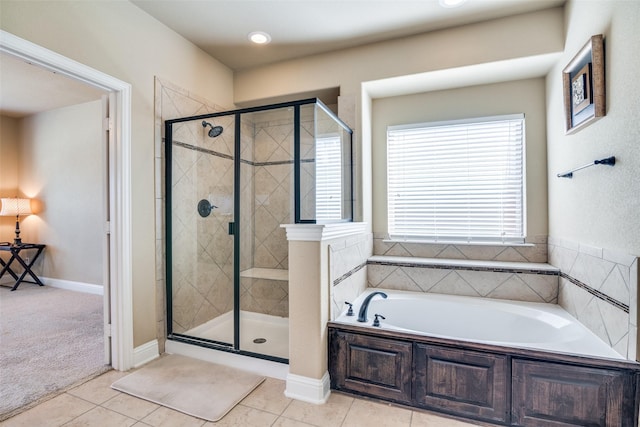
42 277 103 295
133 339 159 368
285 371 330 404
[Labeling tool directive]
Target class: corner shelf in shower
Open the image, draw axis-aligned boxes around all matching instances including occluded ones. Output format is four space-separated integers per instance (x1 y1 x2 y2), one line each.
240 268 289 282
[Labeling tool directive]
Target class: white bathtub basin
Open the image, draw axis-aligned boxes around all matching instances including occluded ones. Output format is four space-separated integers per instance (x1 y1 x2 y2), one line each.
334 289 624 360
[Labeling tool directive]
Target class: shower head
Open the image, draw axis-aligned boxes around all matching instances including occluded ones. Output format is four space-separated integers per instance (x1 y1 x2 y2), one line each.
202 121 224 138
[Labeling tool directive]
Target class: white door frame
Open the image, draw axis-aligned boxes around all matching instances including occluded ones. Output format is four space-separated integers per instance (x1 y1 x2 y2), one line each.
0 30 134 371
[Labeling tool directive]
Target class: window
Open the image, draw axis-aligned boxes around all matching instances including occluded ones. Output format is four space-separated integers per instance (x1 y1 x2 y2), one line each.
387 114 525 244
315 135 342 221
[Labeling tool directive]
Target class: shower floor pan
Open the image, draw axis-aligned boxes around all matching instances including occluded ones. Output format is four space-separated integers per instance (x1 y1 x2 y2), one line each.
185 310 289 360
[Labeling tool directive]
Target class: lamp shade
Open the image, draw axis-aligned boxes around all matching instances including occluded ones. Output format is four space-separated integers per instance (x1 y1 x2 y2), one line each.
0 198 33 217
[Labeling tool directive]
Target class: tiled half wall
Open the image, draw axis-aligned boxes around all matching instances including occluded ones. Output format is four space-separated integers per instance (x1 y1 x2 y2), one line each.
366 258 559 304
369 233 558 302
329 233 373 321
373 233 548 262
549 237 638 361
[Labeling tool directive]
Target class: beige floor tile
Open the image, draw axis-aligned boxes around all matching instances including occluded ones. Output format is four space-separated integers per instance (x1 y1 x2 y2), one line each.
0 393 94 427
411 411 482 426
63 406 137 427
342 399 412 427
203 404 277 426
140 406 206 427
102 393 160 420
272 417 317 427
67 370 129 405
281 392 353 427
240 378 292 415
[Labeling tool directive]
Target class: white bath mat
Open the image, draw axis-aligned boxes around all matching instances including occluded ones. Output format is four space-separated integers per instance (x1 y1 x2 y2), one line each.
111 354 265 421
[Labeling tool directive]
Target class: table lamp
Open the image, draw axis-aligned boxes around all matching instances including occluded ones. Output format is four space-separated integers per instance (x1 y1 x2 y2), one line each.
0 197 33 246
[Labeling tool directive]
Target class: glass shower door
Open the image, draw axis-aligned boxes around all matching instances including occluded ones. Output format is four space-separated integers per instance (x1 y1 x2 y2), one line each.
237 107 292 361
167 114 236 349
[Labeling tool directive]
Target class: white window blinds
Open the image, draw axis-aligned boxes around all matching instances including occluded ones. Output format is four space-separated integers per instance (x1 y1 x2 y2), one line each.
315 136 342 221
387 114 525 243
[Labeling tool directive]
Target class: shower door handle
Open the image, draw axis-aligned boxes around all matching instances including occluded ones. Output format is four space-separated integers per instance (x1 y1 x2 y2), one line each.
228 222 235 235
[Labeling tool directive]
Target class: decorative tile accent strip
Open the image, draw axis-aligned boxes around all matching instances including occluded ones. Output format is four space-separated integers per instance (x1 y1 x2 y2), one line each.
173 140 315 166
254 158 314 167
333 262 367 286
173 140 233 160
366 259 559 276
561 272 630 313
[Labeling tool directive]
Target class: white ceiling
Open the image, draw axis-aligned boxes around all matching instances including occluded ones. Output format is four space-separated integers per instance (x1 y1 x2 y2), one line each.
132 0 564 71
0 53 106 118
0 0 564 118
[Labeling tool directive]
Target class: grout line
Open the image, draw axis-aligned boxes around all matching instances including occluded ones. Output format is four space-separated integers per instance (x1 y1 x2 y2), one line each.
339 396 357 427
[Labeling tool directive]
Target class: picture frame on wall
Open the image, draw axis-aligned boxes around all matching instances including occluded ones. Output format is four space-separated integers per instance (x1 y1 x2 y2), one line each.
562 34 605 134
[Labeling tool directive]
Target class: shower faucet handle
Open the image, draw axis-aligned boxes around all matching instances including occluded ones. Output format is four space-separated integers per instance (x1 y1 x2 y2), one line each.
345 302 354 316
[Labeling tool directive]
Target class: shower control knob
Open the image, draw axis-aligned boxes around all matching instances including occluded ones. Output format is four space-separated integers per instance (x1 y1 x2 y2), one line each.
345 302 354 316
373 314 385 327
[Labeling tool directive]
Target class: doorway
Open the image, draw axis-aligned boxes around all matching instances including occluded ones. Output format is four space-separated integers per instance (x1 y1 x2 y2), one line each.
0 30 134 370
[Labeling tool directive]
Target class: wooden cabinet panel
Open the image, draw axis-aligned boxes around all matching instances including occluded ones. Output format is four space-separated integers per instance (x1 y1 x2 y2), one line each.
328 325 639 426
512 359 637 427
329 330 412 404
414 343 509 423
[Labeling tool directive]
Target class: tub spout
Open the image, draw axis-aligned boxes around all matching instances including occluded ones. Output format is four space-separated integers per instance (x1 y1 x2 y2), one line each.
357 291 387 322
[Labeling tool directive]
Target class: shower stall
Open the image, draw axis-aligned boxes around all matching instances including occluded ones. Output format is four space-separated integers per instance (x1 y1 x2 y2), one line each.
165 98 353 363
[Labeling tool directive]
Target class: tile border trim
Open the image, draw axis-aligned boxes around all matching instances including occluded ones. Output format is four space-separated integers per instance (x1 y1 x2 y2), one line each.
333 262 367 286
172 139 315 166
366 259 559 276
560 272 629 313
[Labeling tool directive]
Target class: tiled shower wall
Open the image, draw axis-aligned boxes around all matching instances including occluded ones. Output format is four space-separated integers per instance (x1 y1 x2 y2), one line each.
156 78 239 337
155 78 227 350
549 237 638 361
239 110 310 319
154 78 300 350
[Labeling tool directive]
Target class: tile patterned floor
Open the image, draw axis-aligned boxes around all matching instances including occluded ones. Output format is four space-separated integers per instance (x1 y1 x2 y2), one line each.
1 370 482 426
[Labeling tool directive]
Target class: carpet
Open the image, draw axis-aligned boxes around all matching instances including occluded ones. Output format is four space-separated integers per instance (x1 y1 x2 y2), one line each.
0 285 109 421
111 354 265 422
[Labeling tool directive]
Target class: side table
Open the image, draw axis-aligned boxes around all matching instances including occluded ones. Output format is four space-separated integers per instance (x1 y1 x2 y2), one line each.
0 243 46 291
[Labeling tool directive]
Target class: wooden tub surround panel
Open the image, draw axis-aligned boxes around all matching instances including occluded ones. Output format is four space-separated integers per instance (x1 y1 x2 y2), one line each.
328 324 640 427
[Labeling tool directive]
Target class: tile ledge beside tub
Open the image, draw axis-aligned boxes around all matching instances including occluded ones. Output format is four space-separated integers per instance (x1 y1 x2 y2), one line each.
368 255 559 275
382 239 537 247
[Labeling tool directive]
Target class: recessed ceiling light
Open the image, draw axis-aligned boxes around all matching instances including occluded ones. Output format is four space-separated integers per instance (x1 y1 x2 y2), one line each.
248 31 271 45
439 0 467 8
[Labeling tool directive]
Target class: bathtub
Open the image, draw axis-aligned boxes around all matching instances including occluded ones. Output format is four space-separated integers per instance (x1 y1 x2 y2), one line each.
329 289 640 426
335 288 624 360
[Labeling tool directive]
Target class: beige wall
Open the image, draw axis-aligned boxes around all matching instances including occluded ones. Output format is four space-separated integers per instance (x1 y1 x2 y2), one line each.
372 78 548 239
19 101 104 285
0 115 20 240
234 8 564 227
0 0 234 347
234 8 564 105
546 0 640 257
